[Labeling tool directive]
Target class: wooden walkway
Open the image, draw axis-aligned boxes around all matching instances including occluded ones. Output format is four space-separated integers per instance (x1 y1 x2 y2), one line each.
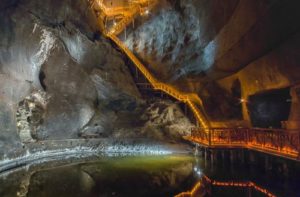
90 0 210 129
89 0 300 161
185 127 300 161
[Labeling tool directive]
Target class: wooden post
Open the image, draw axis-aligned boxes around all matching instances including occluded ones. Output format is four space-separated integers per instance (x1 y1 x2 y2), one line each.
265 156 270 172
211 150 214 166
135 66 138 79
230 150 235 164
249 151 255 164
283 162 289 177
195 144 199 156
248 186 252 197
204 148 208 166
246 128 250 144
208 129 212 146
240 149 245 164
201 147 205 157
222 150 226 163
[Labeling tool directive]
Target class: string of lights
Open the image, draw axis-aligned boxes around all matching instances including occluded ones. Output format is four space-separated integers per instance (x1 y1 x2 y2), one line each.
90 0 210 129
175 175 277 197
187 127 300 160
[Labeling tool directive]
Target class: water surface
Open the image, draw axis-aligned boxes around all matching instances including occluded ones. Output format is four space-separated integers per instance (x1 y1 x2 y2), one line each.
0 153 299 197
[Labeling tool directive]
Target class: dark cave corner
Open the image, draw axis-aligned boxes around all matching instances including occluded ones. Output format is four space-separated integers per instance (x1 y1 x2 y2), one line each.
247 87 291 129
202 80 243 122
39 70 47 91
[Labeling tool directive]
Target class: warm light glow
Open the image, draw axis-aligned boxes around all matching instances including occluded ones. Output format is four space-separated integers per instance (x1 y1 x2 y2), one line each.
176 176 277 197
109 34 209 128
143 9 149 15
175 182 202 197
92 0 157 35
240 98 247 103
186 128 300 160
89 0 210 129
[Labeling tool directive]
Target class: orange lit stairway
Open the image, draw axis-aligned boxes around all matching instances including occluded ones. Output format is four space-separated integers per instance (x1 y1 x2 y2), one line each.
90 0 210 129
90 0 300 161
108 34 209 129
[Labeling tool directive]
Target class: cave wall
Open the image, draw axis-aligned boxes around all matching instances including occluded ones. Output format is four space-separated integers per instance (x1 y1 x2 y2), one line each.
1 0 299 157
195 0 300 126
187 0 300 126
125 0 300 82
218 33 300 128
204 0 300 79
0 0 141 150
194 0 300 124
123 0 300 126
125 0 239 81
0 0 195 156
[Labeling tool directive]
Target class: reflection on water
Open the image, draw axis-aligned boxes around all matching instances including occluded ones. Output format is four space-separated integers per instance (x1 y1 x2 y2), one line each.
176 176 277 197
0 153 299 197
0 155 197 197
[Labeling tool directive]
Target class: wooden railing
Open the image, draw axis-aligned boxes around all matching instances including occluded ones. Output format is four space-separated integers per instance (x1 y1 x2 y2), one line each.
89 1 300 161
108 34 209 128
90 0 210 128
175 175 276 197
105 10 138 35
186 128 300 160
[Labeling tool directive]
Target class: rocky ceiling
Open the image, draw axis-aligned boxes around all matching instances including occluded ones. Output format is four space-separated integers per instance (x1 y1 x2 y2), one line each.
124 0 300 124
127 0 300 82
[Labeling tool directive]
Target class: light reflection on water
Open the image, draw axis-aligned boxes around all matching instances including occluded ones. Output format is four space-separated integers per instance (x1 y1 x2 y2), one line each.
0 155 197 197
0 153 299 197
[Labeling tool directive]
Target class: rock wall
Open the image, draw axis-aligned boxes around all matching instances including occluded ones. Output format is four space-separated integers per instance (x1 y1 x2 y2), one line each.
125 0 300 125
0 0 194 157
1 1 123 143
0 1 132 152
125 0 239 82
218 33 300 127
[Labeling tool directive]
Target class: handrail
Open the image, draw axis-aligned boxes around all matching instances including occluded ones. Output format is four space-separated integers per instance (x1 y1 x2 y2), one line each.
109 34 209 128
91 0 210 129
94 0 135 16
175 175 277 197
186 127 300 160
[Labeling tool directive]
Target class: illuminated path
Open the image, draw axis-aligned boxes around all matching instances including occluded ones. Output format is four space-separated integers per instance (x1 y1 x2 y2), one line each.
108 34 209 129
90 0 209 129
175 175 277 197
89 0 300 161
186 127 300 161
91 0 157 35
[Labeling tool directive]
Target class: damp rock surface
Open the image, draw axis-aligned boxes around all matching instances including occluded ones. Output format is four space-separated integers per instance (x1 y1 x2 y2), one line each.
0 0 193 157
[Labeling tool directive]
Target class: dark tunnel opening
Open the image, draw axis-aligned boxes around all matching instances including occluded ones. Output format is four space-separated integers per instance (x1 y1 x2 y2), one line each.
247 88 291 128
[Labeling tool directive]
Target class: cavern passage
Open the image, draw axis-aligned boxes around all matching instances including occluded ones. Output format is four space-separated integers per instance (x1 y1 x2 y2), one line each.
1 0 300 196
